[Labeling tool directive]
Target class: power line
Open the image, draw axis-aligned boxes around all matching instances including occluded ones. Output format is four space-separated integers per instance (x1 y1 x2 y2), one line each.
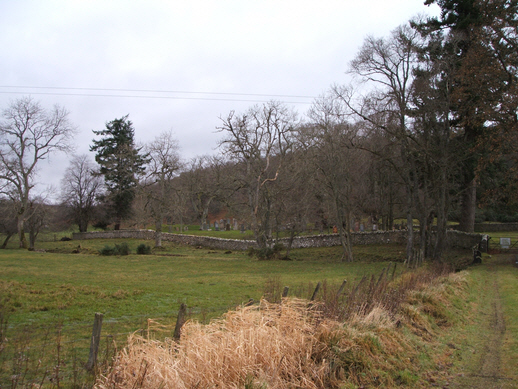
0 86 316 104
0 85 316 99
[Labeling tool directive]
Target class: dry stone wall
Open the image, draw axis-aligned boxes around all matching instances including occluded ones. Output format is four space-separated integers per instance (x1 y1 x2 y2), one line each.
72 229 481 250
473 223 518 232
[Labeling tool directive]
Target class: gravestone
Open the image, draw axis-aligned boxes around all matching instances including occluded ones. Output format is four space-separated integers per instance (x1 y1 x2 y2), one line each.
500 237 511 249
226 223 231 231
234 219 238 230
240 224 245 233
360 223 364 232
479 235 489 252
214 221 219 231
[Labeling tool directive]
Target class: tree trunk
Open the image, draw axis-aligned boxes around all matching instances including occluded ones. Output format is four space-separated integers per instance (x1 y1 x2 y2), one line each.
433 169 449 260
405 207 414 264
1 233 14 249
285 225 296 258
79 217 88 233
17 212 27 249
29 227 36 251
336 207 353 262
155 217 162 247
114 216 121 231
458 177 476 232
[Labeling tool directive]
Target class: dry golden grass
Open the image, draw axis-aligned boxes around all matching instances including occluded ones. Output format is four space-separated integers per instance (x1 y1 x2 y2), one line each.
95 270 469 389
97 299 336 388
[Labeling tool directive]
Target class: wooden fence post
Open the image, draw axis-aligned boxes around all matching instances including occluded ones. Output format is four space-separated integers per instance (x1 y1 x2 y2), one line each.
86 312 103 372
282 286 289 298
173 303 187 341
336 279 347 297
310 282 322 301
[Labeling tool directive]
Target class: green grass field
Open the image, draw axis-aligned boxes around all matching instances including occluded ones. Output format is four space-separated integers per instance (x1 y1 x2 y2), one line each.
1 232 517 388
0 238 404 387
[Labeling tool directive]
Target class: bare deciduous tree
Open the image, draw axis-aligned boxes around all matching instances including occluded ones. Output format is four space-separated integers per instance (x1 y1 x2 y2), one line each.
181 155 228 230
304 93 367 262
218 101 297 248
0 97 75 248
144 131 182 247
334 25 423 262
60 155 104 232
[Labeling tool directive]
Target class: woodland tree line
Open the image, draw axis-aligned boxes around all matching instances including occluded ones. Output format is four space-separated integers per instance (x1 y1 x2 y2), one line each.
1 0 517 262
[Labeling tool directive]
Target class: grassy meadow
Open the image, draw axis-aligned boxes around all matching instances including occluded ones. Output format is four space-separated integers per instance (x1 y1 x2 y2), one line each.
0 237 404 387
1 231 517 388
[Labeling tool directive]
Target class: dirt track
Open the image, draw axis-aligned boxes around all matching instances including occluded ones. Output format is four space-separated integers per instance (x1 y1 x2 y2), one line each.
451 263 515 388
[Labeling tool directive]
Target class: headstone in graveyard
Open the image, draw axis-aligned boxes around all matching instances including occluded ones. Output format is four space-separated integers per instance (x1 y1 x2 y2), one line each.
360 223 364 232
215 221 219 231
500 237 511 249
240 224 245 233
226 223 231 231
479 235 489 252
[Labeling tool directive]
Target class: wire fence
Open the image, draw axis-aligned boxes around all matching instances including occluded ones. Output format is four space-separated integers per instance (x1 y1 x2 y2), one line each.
0 302 235 388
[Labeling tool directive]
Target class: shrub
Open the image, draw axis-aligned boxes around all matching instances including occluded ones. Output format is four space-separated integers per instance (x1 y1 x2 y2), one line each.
99 243 130 256
115 243 130 256
247 243 284 260
99 245 117 256
136 244 151 255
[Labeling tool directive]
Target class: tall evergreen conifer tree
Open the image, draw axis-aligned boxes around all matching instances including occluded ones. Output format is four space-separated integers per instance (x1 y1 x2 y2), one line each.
415 0 518 231
90 115 148 230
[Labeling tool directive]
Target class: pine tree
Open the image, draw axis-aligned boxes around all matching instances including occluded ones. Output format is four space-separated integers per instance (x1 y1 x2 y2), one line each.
90 115 148 230
415 0 518 231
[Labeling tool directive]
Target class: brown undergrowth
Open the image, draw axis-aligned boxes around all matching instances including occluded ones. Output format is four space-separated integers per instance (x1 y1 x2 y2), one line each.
95 265 469 388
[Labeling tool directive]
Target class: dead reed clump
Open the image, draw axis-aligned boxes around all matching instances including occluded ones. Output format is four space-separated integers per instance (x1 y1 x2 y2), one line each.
348 304 397 329
96 299 340 389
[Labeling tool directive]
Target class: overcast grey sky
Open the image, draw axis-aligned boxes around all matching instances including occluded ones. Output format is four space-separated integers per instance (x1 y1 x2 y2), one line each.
0 0 439 198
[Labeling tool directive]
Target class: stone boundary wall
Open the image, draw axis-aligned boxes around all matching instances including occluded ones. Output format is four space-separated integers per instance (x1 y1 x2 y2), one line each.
444 230 483 249
72 229 481 250
473 223 518 232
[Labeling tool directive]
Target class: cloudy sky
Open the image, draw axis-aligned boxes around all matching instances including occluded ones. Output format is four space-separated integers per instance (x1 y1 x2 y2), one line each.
0 0 439 199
